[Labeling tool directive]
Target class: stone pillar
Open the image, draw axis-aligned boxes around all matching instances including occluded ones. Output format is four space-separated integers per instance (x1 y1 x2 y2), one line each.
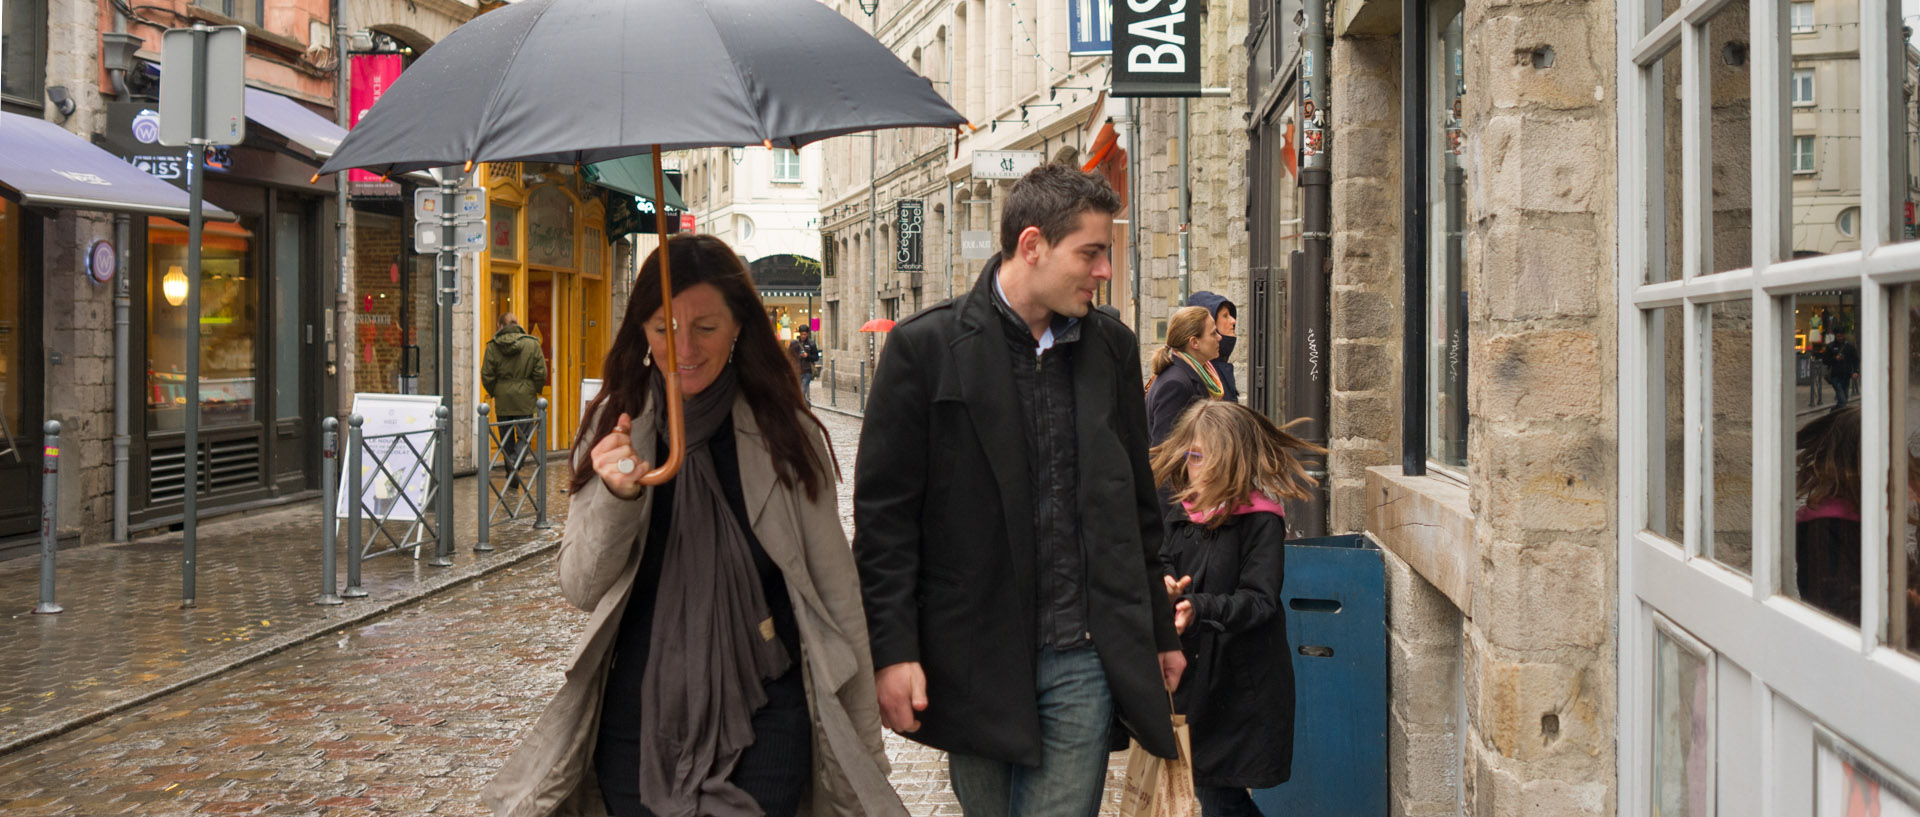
1328 34 1403 533
1460 0 1619 813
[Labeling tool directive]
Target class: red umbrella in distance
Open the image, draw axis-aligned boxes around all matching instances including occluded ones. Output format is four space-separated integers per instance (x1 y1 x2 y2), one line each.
859 318 897 333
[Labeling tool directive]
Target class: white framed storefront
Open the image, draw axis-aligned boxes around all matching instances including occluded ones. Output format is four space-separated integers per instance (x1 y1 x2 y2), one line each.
1618 0 1920 813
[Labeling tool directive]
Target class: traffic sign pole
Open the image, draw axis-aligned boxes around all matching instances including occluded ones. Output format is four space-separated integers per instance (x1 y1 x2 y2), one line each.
182 23 208 608
433 178 459 567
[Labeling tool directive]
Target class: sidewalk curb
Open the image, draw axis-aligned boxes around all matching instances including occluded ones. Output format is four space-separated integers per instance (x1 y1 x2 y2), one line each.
0 525 562 758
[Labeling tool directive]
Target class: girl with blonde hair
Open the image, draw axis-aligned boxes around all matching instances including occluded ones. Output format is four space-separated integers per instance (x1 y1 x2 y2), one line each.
1149 401 1325 817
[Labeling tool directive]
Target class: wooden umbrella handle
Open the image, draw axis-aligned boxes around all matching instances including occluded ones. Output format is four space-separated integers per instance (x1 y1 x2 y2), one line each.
639 144 685 485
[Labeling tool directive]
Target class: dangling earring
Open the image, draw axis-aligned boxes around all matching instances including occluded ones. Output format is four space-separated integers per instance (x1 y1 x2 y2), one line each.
728 337 738 364
644 348 653 367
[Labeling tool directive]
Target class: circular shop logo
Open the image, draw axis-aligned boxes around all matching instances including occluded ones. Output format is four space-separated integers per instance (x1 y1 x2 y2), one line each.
131 109 162 144
86 239 117 285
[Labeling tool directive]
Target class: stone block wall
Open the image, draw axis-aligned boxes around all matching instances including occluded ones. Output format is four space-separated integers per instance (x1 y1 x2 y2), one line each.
45 211 119 543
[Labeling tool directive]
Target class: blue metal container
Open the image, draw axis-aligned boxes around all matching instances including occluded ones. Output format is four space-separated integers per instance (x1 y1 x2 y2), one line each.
1253 533 1387 817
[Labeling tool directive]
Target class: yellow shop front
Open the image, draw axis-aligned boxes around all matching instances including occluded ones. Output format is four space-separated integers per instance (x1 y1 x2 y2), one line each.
480 162 612 450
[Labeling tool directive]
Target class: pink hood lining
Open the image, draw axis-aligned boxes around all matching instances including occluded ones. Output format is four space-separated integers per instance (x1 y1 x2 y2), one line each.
1795 496 1861 524
1182 492 1288 525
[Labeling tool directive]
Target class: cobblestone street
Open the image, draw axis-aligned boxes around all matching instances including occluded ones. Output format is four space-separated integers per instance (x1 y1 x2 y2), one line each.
0 408 1133 816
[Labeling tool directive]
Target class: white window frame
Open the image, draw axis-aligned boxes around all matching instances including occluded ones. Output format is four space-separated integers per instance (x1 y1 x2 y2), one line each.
1792 66 1817 106
1793 133 1817 173
1618 0 1920 813
772 149 803 184
1789 1 1815 33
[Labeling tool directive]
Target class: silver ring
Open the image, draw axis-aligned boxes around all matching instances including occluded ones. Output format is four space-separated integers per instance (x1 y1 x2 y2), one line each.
616 457 635 474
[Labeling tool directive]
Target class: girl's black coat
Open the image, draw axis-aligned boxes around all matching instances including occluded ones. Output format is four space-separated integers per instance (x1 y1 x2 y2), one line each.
1161 509 1294 789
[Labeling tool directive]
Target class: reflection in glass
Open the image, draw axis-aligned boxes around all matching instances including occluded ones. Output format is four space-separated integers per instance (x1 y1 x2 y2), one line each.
1710 299 1753 573
1651 307 1687 541
1652 625 1711 817
1895 284 1919 655
1787 289 1863 625
1788 4 1862 258
1652 50 1685 282
1428 0 1468 467
146 217 258 430
0 200 18 444
1709 1 1752 274
1895 32 1920 245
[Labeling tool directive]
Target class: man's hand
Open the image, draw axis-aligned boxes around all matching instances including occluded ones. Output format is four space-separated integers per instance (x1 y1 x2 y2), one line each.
876 661 929 733
1157 650 1186 692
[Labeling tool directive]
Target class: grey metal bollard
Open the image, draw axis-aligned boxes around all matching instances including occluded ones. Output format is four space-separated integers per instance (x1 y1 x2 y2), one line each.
476 403 493 552
429 406 454 566
830 360 837 406
534 398 551 530
317 417 343 605
33 421 63 615
859 361 868 411
343 414 368 598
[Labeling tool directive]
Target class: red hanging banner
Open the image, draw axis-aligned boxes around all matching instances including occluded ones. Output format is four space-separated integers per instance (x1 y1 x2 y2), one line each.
349 54 405 184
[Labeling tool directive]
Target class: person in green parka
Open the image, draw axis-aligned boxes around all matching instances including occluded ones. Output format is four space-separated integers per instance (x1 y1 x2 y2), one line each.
483 313 548 473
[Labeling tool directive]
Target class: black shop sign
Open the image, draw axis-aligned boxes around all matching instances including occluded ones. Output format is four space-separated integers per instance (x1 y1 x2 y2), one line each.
895 199 924 273
1112 0 1201 97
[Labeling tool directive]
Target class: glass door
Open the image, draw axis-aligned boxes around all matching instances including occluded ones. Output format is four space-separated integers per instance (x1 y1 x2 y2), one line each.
268 196 317 494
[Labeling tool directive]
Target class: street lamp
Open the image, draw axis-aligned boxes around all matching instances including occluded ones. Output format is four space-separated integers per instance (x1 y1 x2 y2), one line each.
858 0 877 16
730 146 745 165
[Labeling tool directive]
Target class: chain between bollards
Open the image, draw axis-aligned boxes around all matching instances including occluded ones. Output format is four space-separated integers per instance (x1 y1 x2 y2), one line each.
475 403 493 552
317 417 343 605
429 406 454 567
33 420 63 615
534 398 551 530
343 414 368 598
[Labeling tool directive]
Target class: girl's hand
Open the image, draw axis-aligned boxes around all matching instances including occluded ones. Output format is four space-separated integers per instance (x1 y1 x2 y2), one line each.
589 413 648 500
1173 599 1194 634
1164 574 1192 606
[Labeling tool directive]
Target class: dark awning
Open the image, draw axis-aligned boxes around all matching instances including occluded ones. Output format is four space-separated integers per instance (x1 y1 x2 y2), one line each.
244 88 345 160
0 112 236 220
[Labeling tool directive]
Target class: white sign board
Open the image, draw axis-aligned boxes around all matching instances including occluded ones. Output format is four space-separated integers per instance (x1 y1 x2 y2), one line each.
972 150 1045 180
455 187 486 217
580 378 604 420
961 230 996 260
414 187 443 221
335 393 441 522
414 220 442 253
159 26 248 146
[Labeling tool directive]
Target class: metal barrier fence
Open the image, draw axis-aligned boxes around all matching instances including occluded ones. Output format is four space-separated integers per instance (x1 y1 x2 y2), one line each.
476 399 550 553
320 407 453 600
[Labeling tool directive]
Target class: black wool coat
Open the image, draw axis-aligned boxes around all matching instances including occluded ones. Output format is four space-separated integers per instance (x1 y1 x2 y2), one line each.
1161 510 1295 789
1146 358 1211 446
854 260 1183 765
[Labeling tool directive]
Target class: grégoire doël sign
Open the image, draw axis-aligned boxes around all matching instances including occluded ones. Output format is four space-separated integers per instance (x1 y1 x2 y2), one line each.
895 199 924 273
1111 0 1200 98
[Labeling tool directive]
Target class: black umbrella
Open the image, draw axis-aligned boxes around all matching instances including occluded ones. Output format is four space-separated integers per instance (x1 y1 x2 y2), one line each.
320 0 965 483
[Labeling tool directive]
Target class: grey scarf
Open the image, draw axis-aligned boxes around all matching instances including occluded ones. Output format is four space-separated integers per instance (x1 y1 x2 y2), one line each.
638 365 793 817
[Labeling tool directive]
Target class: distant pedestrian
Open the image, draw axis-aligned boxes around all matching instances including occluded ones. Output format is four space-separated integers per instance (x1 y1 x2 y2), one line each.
481 313 547 472
485 235 904 817
1147 305 1224 445
1152 400 1324 817
789 326 821 404
1186 292 1240 403
1821 329 1858 408
855 163 1186 817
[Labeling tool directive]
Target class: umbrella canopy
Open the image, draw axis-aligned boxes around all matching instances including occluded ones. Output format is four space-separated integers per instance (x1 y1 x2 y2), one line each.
859 318 896 333
318 0 968 177
583 153 686 209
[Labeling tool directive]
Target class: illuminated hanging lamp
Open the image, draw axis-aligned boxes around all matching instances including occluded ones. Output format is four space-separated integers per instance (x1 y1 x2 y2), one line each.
163 266 189 307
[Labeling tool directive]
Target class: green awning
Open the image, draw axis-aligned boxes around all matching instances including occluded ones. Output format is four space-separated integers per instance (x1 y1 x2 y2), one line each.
582 153 686 209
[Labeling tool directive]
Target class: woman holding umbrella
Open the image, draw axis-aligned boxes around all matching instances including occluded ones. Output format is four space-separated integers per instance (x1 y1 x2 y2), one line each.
484 235 903 817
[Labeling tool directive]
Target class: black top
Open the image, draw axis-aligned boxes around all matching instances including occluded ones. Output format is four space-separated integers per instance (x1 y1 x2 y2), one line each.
601 416 803 739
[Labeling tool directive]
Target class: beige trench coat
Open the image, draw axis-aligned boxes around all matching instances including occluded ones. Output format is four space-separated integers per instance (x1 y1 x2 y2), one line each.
482 398 904 817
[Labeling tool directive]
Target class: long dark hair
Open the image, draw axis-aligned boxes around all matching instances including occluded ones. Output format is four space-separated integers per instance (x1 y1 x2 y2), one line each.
572 234 835 500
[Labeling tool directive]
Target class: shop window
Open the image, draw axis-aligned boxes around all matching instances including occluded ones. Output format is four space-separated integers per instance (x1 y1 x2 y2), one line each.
1895 283 1919 657
1 0 46 107
527 187 574 268
1787 289 1862 624
0 199 21 442
1651 620 1714 817
491 204 519 261
1423 0 1468 470
146 217 258 430
1708 298 1753 574
1708 4 1751 274
1649 306 1686 542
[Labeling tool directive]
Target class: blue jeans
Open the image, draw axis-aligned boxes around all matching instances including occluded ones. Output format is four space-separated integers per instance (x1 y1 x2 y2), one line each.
948 646 1113 817
799 372 814 404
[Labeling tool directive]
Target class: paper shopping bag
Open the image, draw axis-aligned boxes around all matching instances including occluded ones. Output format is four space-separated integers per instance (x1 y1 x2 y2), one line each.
1117 713 1196 817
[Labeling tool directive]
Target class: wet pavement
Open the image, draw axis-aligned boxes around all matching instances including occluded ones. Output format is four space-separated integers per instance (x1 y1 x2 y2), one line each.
0 462 570 754
0 407 1136 816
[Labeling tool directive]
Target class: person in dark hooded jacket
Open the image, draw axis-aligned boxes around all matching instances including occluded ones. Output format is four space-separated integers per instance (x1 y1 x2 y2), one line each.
1187 291 1240 403
482 314 548 469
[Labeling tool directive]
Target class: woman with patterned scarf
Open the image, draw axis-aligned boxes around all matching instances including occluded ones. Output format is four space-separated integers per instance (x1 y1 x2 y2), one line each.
485 235 904 817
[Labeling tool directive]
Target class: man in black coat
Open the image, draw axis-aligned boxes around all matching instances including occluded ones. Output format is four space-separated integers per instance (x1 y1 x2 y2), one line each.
855 165 1185 817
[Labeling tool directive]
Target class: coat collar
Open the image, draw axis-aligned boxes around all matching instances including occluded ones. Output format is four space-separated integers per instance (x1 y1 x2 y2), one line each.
958 258 1036 559
624 389 777 528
